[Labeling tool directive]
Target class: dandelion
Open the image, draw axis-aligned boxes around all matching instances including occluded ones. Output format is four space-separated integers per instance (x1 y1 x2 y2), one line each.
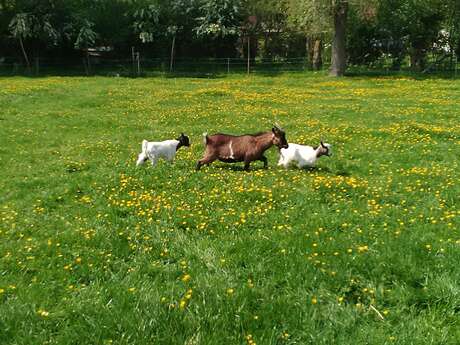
179 300 187 309
357 245 368 253
246 334 256 345
37 309 49 317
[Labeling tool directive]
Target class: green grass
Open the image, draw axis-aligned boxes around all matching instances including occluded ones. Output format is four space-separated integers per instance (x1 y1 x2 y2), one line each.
0 72 459 345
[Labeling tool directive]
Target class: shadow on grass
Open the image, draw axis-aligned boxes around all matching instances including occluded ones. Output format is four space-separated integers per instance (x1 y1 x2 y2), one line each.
345 69 460 80
201 163 354 176
1 65 458 80
197 163 269 172
286 165 353 177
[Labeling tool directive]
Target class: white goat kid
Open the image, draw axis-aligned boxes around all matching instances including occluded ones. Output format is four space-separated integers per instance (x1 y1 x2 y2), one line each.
278 141 332 168
136 133 190 167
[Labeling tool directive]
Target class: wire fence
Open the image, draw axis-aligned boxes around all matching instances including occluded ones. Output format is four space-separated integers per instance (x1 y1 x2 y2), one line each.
0 56 318 76
0 54 458 77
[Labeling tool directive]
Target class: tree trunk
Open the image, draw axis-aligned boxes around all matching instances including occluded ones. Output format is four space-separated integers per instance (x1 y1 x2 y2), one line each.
330 1 348 77
86 50 91 75
169 35 175 72
313 39 323 70
18 36 30 71
250 36 257 64
409 47 426 71
247 36 250 75
263 32 269 58
306 37 314 69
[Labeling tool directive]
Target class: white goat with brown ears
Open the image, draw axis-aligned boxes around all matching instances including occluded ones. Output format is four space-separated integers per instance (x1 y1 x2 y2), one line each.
278 141 332 168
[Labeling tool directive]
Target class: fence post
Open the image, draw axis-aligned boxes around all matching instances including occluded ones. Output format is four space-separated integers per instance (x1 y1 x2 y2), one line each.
170 35 175 73
227 58 230 74
132 46 135 76
455 53 458 78
247 37 250 75
136 52 140 76
35 57 39 75
83 57 88 75
86 51 91 75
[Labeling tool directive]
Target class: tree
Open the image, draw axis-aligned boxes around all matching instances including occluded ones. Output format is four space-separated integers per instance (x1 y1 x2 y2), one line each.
243 0 288 59
287 0 378 76
330 0 348 76
286 0 328 70
195 0 242 37
9 13 33 69
73 19 97 50
376 0 447 71
133 4 160 44
133 0 201 70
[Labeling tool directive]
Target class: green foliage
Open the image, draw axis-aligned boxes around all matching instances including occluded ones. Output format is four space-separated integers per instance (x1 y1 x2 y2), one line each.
133 4 160 43
8 12 34 39
376 0 448 69
195 0 242 37
74 19 97 49
1 0 460 70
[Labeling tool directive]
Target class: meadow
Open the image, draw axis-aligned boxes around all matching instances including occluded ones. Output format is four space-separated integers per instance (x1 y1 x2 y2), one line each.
0 72 459 345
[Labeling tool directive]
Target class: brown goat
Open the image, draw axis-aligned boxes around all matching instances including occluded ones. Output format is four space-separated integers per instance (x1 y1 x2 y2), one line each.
196 126 288 171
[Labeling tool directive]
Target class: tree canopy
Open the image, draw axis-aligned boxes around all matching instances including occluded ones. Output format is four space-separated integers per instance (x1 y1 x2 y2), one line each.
1 0 459 74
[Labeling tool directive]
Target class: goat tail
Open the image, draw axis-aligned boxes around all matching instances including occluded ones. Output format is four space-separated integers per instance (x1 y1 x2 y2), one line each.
141 139 148 153
202 132 208 145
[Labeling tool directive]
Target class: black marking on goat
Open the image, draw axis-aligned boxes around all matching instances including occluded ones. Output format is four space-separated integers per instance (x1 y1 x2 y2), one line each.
176 133 190 151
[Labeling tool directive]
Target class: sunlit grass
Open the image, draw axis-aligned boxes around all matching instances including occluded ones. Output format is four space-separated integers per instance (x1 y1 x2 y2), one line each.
0 72 459 345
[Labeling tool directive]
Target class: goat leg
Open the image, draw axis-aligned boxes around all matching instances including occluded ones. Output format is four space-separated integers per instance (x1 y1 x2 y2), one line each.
196 156 216 171
260 155 268 169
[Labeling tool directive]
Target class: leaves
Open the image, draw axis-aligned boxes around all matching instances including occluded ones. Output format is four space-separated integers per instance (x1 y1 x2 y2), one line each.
74 20 97 50
195 0 242 37
9 13 34 39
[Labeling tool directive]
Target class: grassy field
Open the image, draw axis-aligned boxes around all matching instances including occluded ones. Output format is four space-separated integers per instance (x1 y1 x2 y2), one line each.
0 72 459 345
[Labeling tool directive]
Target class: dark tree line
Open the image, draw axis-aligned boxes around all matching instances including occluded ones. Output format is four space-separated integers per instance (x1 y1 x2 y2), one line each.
1 0 459 75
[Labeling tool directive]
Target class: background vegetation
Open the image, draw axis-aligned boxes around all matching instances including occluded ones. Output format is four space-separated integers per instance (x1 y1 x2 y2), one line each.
1 0 460 75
